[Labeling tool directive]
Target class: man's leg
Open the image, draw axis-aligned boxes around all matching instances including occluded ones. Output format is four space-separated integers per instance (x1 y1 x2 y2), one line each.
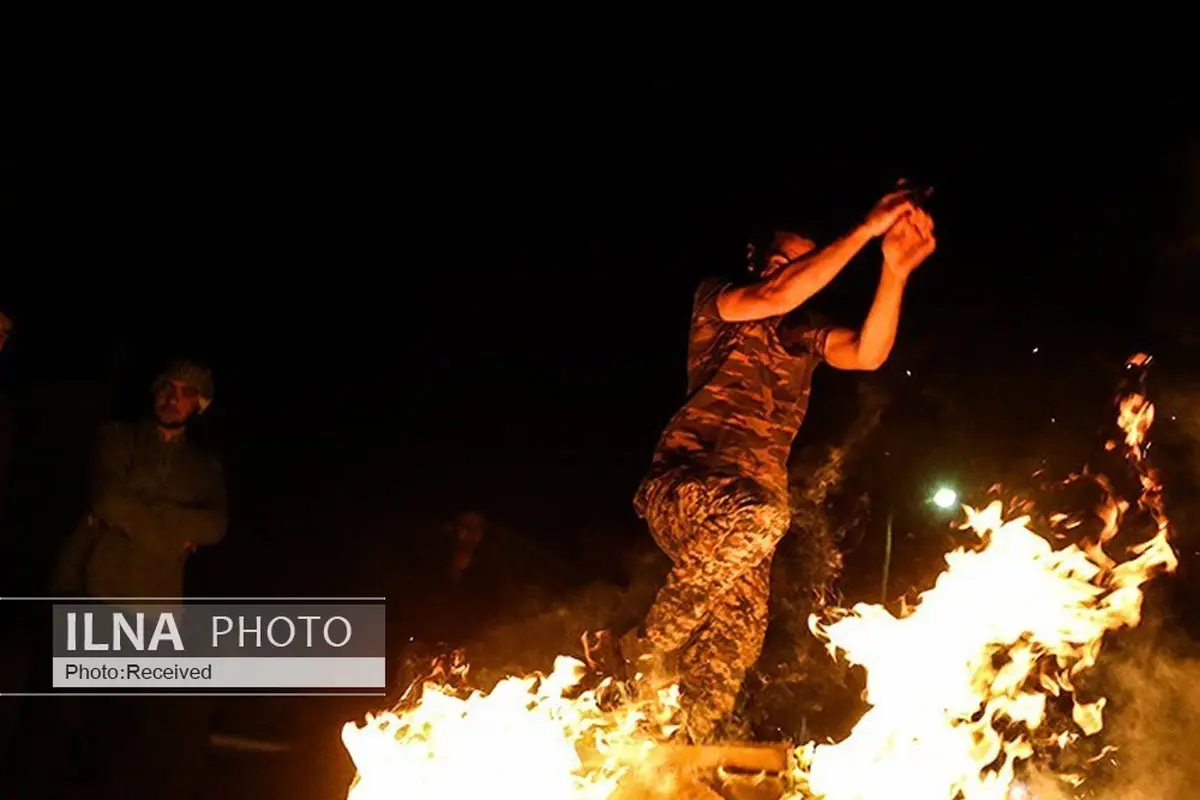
676 556 773 743
640 474 788 655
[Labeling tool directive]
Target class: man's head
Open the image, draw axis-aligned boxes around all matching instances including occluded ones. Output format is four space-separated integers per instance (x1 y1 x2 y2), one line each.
151 360 214 430
747 230 817 279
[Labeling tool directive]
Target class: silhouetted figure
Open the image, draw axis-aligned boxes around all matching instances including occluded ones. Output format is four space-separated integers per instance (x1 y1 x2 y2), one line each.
52 360 226 598
425 510 572 644
445 510 487 585
14 360 227 800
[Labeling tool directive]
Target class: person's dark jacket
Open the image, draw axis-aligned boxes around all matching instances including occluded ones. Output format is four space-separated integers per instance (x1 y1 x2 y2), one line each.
53 420 226 598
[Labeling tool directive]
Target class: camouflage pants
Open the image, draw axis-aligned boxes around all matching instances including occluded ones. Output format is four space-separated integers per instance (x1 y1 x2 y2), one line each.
636 470 790 743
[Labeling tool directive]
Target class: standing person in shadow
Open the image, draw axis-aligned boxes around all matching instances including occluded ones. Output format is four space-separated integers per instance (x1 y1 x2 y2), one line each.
14 359 227 800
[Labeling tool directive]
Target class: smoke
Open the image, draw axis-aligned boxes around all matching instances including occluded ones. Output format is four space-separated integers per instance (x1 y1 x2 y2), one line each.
393 541 669 696
1019 367 1200 800
999 612 1200 800
1056 618 1200 800
1019 770 1074 800
743 381 890 741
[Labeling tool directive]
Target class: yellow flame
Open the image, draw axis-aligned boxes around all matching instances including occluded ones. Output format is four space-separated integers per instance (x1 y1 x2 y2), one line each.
787 496 1173 799
341 358 1176 800
341 655 681 800
787 369 1175 799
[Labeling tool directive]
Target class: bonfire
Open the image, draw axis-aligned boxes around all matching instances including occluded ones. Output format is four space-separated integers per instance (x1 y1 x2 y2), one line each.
340 354 1177 799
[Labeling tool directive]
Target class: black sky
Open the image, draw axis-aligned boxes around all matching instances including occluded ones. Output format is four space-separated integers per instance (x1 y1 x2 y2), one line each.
3 81 1199 601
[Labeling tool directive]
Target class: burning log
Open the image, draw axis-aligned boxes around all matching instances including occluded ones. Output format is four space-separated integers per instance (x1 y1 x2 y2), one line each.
582 741 793 775
603 743 792 800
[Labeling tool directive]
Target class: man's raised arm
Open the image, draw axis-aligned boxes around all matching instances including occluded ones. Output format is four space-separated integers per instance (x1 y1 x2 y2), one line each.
824 208 936 371
717 191 917 323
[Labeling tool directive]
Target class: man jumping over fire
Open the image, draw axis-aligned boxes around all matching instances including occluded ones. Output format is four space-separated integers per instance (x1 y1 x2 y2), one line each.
621 187 936 743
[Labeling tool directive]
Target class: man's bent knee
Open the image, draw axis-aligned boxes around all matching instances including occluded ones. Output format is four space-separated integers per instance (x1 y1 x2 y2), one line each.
635 469 710 557
692 478 789 571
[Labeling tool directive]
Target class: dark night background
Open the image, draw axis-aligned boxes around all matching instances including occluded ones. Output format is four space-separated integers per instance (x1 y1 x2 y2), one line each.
3 79 1200 797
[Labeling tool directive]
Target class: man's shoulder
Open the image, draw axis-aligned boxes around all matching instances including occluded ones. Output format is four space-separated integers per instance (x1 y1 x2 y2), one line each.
691 276 737 321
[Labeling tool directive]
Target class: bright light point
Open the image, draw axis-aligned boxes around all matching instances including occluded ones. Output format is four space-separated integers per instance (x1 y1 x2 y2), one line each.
932 487 958 509
1032 347 1039 354
905 370 912 377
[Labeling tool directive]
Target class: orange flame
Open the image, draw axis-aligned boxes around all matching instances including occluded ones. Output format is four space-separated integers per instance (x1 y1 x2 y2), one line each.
341 355 1176 800
341 656 681 800
788 354 1176 799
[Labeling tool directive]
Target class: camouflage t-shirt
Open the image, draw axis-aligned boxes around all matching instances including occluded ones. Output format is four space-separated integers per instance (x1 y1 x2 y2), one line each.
638 277 831 505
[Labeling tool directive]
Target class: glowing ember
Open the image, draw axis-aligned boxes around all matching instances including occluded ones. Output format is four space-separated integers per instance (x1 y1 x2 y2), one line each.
340 355 1176 800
